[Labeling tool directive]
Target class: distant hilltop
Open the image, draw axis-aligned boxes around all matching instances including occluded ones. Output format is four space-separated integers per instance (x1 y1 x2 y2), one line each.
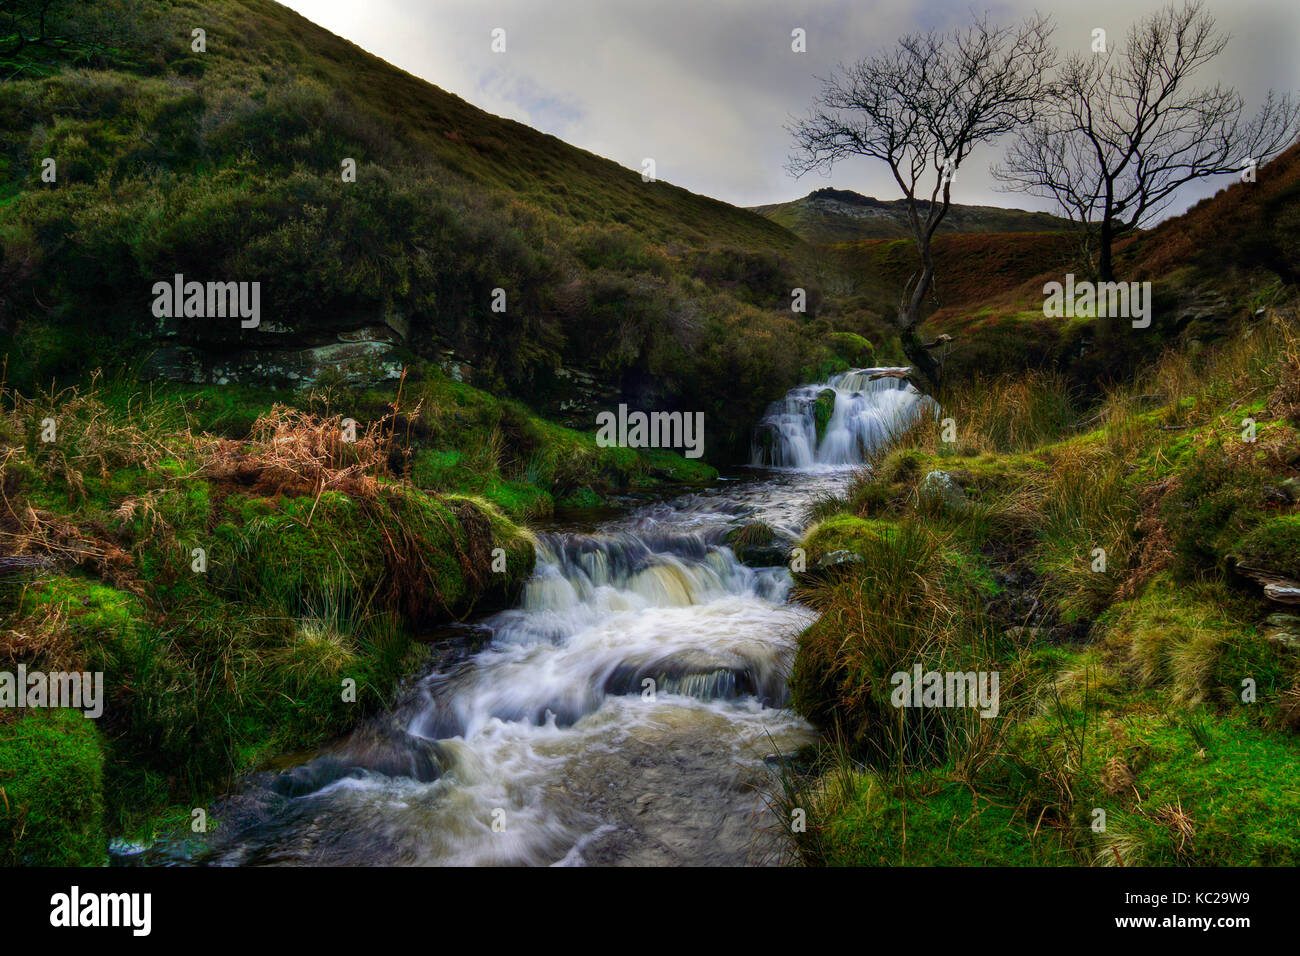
750 187 1071 243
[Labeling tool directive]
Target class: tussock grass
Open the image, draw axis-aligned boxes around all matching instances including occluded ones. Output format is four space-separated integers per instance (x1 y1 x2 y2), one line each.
873 369 1079 462
0 372 540 855
790 518 1012 772
783 307 1300 866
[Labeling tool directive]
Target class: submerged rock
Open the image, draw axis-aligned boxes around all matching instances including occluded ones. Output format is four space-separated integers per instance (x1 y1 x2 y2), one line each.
270 723 447 797
724 521 790 567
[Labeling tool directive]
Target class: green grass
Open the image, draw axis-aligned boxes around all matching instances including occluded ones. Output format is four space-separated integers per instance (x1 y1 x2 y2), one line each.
0 709 106 866
785 310 1300 866
816 771 1055 866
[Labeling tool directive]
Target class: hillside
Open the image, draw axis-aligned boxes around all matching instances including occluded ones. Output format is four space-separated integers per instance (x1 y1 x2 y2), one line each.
775 147 1300 873
818 142 1300 389
0 0 851 459
0 0 796 249
751 187 1071 244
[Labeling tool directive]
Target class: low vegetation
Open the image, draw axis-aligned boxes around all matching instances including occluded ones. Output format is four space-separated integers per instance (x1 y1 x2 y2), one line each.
0 364 715 863
778 307 1300 866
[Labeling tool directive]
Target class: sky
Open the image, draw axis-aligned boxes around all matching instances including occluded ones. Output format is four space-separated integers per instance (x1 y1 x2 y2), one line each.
280 0 1300 219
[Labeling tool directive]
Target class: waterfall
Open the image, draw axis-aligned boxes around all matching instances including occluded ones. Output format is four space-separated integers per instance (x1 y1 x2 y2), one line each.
750 367 937 469
201 476 834 866
201 374 918 866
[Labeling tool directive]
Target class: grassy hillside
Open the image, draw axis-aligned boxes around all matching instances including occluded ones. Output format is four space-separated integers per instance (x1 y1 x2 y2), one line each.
0 0 797 248
0 0 873 461
751 188 1070 244
819 143 1300 392
774 140 1300 867
780 308 1300 866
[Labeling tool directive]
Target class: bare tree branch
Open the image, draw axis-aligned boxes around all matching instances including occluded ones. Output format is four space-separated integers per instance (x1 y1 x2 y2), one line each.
994 0 1300 281
787 12 1055 387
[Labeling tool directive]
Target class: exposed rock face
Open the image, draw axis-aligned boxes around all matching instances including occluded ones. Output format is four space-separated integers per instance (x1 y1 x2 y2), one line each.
918 470 968 513
1172 284 1233 335
548 365 622 429
142 315 408 388
1265 613 1300 651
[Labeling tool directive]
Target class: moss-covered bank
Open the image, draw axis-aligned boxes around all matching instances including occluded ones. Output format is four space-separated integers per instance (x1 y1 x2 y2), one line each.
0 368 715 864
781 311 1300 866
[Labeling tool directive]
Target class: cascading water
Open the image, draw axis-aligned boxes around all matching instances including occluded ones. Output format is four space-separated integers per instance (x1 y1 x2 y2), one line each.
751 367 937 469
186 370 930 867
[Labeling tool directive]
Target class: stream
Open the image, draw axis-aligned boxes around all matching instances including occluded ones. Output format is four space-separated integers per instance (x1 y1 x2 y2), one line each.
185 369 934 866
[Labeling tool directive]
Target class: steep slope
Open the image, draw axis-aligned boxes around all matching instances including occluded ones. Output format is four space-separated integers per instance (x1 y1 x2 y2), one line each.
1122 141 1300 286
0 0 856 457
0 0 796 249
824 142 1300 388
751 187 1070 244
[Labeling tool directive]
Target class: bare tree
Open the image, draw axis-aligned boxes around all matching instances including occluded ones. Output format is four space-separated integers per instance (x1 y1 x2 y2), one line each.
788 13 1055 387
0 0 120 77
995 0 1300 282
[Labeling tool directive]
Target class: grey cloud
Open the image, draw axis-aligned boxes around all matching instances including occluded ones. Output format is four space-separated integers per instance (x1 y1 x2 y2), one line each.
284 0 1300 218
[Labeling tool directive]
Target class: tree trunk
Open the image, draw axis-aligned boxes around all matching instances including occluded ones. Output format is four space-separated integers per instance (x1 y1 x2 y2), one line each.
1098 218 1115 283
898 241 942 391
899 325 941 390
1095 218 1126 341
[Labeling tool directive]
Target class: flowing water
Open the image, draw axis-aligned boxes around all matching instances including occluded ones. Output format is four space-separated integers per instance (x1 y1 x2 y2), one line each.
188 370 933 867
751 367 934 468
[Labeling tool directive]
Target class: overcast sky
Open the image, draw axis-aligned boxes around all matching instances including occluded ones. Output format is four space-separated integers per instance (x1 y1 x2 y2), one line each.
282 0 1300 218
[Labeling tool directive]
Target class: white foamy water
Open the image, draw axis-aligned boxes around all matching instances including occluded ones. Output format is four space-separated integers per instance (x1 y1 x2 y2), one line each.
751 367 937 469
198 370 926 867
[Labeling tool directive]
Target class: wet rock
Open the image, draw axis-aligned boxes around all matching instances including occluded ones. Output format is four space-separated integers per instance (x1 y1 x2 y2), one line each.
269 723 446 797
813 388 837 445
751 422 780 467
603 648 787 706
724 521 790 567
917 470 968 513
